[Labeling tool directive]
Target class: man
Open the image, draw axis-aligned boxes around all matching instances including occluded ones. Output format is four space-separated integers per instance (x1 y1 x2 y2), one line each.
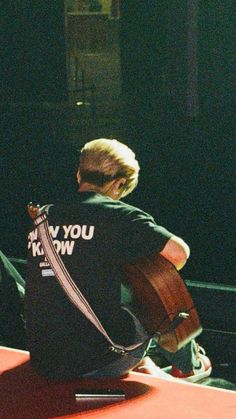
26 138 211 382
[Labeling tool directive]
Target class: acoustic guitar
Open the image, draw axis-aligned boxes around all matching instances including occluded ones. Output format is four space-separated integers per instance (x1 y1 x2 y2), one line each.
123 254 202 353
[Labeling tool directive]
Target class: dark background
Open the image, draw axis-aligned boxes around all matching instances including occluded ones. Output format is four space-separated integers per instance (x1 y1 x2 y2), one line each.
0 1 235 286
119 1 235 285
0 1 78 257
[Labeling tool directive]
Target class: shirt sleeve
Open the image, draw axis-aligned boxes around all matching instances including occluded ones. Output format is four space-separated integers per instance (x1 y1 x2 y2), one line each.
117 206 173 262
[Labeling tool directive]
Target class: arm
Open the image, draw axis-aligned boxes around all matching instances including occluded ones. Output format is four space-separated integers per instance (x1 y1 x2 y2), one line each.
160 235 190 270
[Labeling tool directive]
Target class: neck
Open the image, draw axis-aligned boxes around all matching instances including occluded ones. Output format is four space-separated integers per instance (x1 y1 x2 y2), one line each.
79 182 104 194
78 181 120 200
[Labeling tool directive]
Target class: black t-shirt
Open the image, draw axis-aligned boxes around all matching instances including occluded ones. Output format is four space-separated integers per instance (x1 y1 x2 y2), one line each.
25 192 172 379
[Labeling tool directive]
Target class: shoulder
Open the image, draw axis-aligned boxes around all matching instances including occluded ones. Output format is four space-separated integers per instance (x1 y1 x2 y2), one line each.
45 194 156 227
99 198 155 221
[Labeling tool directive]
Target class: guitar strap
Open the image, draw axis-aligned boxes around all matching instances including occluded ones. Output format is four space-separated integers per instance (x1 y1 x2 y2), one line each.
34 206 147 355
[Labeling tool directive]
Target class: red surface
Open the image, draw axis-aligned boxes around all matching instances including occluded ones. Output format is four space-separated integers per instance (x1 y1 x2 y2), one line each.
0 346 235 419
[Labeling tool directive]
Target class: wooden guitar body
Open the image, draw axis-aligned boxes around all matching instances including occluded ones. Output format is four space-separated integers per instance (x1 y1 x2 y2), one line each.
123 254 202 353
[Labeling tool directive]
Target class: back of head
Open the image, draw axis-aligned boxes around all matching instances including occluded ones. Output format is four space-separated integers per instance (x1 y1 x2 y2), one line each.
79 138 140 197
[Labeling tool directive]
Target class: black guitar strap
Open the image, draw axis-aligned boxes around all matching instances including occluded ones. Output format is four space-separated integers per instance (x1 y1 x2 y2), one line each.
34 206 147 355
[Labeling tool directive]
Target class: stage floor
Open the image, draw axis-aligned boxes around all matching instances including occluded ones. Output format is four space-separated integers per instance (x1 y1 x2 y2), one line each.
1 346 235 419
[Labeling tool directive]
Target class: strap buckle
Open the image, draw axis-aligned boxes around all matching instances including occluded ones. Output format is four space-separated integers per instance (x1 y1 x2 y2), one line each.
110 346 127 356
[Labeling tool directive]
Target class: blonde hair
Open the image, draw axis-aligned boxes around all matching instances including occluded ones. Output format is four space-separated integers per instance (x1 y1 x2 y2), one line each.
79 138 140 197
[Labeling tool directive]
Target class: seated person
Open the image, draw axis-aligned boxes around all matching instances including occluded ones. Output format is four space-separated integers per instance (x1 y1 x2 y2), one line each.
25 138 212 382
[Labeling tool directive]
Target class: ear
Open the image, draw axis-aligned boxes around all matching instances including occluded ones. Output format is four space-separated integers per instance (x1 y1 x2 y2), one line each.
115 177 127 190
76 169 81 184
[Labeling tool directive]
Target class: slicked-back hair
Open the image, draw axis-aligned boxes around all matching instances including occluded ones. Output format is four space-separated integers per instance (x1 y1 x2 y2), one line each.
79 138 140 197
